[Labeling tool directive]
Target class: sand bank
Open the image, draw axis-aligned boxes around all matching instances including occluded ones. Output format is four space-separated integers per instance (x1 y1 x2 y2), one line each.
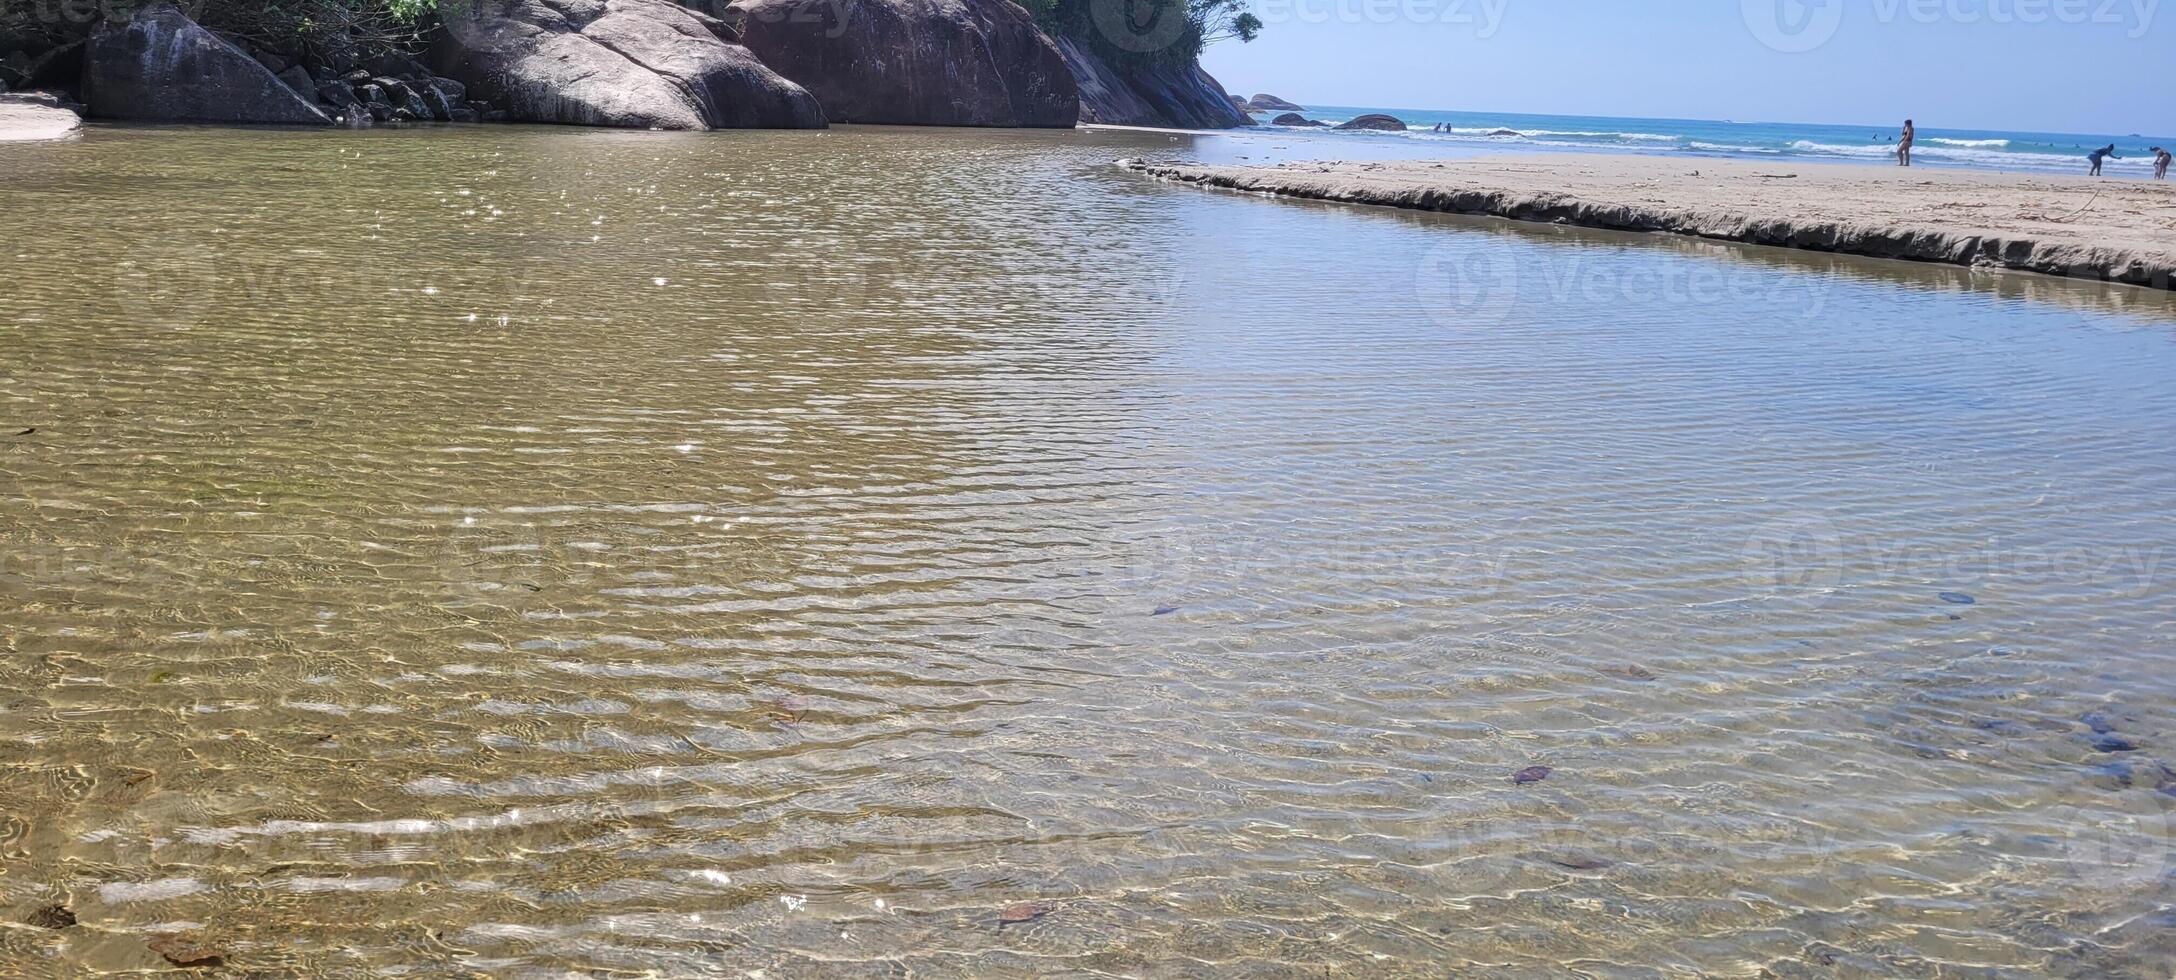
1123 155 2176 290
0 95 82 142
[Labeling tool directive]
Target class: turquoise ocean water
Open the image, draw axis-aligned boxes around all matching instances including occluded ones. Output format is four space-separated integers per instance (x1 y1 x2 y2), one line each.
1256 104 2176 177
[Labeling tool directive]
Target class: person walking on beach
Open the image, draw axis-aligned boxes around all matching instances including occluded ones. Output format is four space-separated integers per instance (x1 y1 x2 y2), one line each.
2088 143 2118 176
1897 119 1915 166
2154 146 2171 180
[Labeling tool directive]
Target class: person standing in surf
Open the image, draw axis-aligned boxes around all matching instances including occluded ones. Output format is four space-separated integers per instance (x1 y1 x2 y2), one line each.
1897 119 1915 166
2153 146 2171 180
2088 144 2118 176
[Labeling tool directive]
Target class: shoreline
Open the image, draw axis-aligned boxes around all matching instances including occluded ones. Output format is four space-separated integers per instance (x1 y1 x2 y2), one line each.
1122 155 2176 291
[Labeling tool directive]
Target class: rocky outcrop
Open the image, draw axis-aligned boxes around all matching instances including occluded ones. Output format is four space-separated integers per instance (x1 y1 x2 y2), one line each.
1246 93 1300 111
82 4 331 125
430 0 825 130
1270 112 1324 127
0 92 82 140
1051 34 1249 129
1333 113 1406 132
728 0 1076 126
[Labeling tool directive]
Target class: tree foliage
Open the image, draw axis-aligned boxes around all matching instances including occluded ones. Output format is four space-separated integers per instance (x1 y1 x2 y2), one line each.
1028 0 1261 67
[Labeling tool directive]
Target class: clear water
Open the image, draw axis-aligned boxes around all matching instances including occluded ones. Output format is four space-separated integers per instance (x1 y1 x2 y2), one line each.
1 122 2175 975
1244 104 2176 176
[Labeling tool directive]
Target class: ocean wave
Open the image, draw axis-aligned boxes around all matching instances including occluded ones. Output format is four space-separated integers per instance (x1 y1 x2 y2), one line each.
1686 141 1781 154
1788 140 1893 157
1785 138 2154 174
1288 118 2139 176
1525 129 1682 142
1437 127 1683 143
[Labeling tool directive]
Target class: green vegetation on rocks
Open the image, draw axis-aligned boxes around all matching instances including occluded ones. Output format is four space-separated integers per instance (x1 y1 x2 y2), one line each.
1022 0 1259 68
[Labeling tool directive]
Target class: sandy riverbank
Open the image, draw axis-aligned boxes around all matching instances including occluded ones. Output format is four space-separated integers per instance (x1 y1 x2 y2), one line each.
1123 155 2176 290
0 95 82 141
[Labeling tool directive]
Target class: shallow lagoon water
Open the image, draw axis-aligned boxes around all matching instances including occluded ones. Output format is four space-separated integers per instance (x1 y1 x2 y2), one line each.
3 123 2176 975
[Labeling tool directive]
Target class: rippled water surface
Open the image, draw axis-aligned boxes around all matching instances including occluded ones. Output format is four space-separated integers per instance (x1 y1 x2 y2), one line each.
4 123 2176 976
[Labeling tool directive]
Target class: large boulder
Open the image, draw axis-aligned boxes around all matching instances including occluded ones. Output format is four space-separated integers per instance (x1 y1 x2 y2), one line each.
1051 35 1249 129
82 4 331 125
728 0 1077 127
1270 112 1325 127
430 0 825 129
1333 113 1407 132
1247 93 1301 111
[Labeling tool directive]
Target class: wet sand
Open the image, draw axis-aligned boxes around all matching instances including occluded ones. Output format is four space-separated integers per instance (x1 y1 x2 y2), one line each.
1123 154 2176 289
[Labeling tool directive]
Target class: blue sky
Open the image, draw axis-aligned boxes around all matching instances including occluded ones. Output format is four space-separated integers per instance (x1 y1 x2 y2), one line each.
1201 0 2172 135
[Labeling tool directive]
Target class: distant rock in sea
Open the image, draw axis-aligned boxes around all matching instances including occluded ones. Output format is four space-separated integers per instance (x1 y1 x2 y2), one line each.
1247 93 1303 111
1333 113 1407 132
1271 112 1325 127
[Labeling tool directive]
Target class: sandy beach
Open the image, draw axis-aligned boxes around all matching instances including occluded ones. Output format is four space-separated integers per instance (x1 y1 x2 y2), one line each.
0 95 82 141
1124 155 2176 290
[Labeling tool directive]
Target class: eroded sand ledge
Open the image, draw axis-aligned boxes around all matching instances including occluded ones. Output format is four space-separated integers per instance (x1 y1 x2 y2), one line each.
0 96 82 142
1123 155 2176 290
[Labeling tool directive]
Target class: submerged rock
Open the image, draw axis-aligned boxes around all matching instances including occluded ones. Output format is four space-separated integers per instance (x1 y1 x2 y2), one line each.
431 0 826 130
147 934 224 969
1333 113 1408 132
83 4 332 125
730 0 1078 127
1512 765 1552 785
22 904 75 929
2092 733 2140 753
1050 35 1250 129
998 901 1049 925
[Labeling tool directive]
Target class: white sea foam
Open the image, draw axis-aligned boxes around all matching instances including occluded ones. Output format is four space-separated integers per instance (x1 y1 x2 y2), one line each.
1440 127 1680 142
1787 138 2154 174
1789 140 1891 157
1928 137 2011 147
